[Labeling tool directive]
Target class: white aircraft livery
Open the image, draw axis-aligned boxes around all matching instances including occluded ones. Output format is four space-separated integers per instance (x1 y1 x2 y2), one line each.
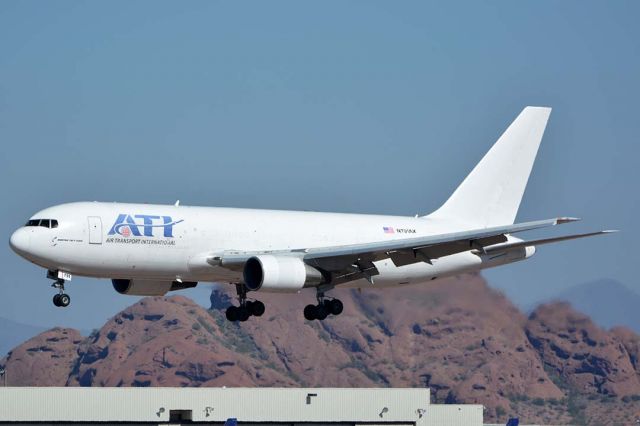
9 107 614 322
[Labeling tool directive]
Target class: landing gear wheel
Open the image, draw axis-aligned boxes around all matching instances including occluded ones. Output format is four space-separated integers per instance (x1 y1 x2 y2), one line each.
237 307 250 322
304 304 316 321
223 284 267 321
225 306 238 321
304 288 344 320
315 304 328 320
249 300 265 317
53 293 70 307
328 299 343 315
58 293 71 307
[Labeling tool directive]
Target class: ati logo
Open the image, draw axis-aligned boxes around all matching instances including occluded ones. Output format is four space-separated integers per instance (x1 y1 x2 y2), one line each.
108 214 183 238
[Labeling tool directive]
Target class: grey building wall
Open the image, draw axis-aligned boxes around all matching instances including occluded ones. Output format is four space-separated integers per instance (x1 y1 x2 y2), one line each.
0 387 482 426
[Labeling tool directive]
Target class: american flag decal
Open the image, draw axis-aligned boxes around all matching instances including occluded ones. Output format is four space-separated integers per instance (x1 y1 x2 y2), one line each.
383 226 395 234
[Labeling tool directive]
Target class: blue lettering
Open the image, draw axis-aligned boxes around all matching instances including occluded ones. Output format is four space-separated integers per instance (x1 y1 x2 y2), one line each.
135 215 161 237
108 214 141 237
120 215 142 237
162 216 175 237
107 214 127 236
108 214 182 238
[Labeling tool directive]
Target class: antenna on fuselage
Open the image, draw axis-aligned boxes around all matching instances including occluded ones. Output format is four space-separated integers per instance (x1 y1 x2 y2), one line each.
174 200 180 206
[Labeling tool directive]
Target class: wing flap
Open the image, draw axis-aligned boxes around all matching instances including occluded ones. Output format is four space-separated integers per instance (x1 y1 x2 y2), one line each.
387 234 508 267
480 230 617 254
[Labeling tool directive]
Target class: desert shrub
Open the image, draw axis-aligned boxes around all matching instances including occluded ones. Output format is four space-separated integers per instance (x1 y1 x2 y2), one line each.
197 316 215 334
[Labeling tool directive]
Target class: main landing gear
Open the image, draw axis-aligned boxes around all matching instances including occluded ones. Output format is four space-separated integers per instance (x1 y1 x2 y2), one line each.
225 284 265 322
304 289 343 321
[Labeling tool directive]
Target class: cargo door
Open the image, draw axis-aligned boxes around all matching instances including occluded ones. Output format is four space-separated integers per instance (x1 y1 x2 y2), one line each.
88 216 103 244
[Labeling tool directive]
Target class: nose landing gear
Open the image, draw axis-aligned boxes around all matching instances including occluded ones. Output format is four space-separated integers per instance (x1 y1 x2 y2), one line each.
48 271 71 308
224 284 265 322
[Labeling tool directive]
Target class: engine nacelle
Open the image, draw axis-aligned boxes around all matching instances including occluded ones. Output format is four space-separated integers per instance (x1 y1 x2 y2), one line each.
112 279 197 296
243 255 325 292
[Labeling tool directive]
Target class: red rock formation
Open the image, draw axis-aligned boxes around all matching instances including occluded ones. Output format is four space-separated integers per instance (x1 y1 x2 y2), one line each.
526 302 640 397
1 327 82 386
2 274 640 424
66 296 295 387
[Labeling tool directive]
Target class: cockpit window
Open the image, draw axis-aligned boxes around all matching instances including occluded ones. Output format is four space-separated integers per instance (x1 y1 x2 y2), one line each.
25 219 58 228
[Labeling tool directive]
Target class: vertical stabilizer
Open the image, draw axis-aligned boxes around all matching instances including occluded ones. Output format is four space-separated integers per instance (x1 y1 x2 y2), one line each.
428 106 551 228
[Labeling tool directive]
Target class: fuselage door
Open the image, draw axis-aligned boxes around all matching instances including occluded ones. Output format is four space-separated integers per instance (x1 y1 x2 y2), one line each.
88 216 103 244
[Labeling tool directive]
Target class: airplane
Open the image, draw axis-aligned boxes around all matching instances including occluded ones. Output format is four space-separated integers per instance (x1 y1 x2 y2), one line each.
9 106 615 322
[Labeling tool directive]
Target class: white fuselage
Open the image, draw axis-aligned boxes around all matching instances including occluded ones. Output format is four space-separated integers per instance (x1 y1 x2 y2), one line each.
9 202 533 292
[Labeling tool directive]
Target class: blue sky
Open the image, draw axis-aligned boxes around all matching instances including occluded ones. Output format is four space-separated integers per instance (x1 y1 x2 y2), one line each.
1 1 638 329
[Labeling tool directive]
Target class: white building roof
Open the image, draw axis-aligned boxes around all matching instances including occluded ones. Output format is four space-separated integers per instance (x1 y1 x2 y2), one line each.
0 387 483 425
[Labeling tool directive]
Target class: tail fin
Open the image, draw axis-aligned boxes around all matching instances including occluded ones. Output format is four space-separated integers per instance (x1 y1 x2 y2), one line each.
429 106 552 228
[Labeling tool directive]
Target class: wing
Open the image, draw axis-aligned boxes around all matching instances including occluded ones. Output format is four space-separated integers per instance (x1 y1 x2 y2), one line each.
301 217 587 285
214 217 594 284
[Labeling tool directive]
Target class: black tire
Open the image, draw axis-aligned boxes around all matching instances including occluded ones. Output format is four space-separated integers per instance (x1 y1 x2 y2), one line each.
328 299 344 315
250 300 265 317
303 304 316 321
53 294 61 307
58 294 71 307
237 307 250 322
225 306 238 321
315 304 328 320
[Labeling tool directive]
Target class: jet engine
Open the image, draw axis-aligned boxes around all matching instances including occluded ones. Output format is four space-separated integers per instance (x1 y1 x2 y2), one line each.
112 279 197 296
243 255 325 292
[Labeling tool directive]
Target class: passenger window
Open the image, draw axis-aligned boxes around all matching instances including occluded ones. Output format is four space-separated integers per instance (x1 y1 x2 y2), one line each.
51 220 58 228
40 219 50 228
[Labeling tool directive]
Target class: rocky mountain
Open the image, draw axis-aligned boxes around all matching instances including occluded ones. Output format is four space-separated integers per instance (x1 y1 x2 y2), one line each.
0 317 45 357
543 279 640 333
2 273 639 425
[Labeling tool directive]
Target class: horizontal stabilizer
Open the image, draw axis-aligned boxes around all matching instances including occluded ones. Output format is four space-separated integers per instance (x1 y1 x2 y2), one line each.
480 230 617 254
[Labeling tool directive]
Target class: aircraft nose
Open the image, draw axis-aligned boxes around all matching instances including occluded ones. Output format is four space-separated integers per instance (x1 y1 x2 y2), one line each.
9 228 30 256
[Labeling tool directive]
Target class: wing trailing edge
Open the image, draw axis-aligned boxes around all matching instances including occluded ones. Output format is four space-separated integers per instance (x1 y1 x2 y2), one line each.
479 230 617 255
